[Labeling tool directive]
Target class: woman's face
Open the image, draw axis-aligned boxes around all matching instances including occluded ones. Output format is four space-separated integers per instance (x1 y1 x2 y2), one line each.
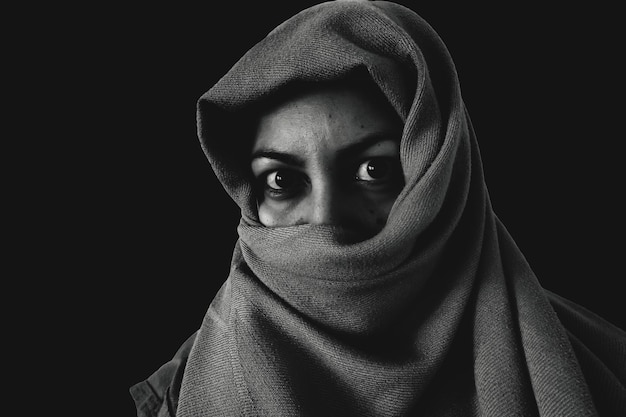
250 84 404 241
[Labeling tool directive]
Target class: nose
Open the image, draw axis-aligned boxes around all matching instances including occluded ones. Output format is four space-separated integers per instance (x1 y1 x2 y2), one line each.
307 181 349 226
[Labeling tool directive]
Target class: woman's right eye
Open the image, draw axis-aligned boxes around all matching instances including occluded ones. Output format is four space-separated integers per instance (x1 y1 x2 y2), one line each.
263 169 305 195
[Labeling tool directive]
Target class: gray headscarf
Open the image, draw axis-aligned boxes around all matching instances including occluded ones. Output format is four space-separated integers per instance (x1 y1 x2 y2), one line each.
177 1 626 415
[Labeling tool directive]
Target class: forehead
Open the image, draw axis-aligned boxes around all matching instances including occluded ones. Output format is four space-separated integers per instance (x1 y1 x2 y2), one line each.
252 83 400 154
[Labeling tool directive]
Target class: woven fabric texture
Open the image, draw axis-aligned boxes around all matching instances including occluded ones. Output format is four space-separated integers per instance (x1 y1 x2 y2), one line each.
176 2 626 415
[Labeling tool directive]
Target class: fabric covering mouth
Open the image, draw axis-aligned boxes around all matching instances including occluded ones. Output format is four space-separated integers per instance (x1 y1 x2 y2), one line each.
170 1 626 416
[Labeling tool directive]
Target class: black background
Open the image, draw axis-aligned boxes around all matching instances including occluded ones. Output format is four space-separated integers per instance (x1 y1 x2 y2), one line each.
15 1 624 413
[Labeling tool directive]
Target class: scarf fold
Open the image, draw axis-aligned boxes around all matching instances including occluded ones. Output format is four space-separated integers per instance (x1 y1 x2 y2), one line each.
176 1 625 415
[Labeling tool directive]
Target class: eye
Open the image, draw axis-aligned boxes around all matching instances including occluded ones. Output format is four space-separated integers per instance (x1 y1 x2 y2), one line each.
355 157 396 182
260 169 307 199
266 169 297 189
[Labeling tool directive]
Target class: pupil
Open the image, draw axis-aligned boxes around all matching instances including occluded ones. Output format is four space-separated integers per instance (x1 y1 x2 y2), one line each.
274 171 292 188
367 160 389 179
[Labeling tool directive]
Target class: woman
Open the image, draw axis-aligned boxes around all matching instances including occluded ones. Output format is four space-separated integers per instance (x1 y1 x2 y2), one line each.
131 1 625 415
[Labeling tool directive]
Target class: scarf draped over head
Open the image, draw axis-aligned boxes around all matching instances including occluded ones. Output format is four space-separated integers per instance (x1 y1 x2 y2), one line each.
177 1 626 416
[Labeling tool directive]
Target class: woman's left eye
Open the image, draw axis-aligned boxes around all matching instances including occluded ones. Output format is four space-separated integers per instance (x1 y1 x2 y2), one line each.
355 157 395 182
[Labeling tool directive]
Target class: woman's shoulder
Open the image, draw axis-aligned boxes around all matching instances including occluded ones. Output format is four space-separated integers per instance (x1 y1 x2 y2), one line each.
129 331 198 417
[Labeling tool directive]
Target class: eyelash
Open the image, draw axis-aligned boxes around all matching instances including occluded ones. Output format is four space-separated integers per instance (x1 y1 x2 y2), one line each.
262 170 308 198
256 157 401 199
354 157 397 183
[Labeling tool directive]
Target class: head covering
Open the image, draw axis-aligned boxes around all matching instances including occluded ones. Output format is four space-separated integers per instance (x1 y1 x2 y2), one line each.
177 1 626 415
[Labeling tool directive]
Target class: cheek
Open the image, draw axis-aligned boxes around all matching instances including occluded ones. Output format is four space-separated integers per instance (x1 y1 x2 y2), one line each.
365 207 388 226
258 204 281 227
362 196 397 228
258 201 304 227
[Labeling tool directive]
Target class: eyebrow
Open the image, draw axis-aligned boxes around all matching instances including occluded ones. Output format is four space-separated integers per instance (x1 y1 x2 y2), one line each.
250 131 401 166
250 150 306 167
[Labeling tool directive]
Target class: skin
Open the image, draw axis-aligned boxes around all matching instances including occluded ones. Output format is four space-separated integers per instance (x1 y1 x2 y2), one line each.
250 84 405 242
